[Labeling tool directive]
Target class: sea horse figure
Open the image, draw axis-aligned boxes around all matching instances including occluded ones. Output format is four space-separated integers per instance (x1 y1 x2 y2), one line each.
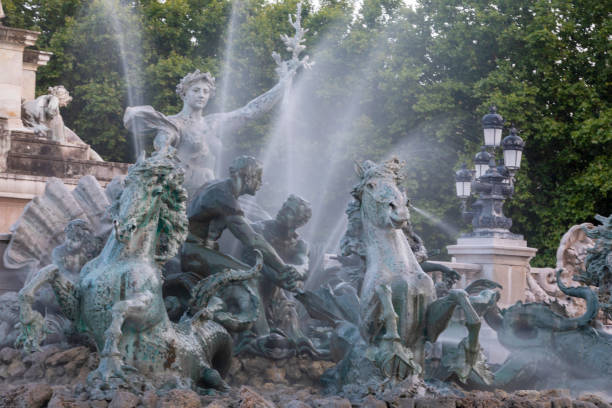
347 158 488 381
16 151 262 393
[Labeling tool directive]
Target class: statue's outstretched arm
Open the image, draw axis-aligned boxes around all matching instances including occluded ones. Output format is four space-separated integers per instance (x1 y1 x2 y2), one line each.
209 80 285 135
208 2 312 136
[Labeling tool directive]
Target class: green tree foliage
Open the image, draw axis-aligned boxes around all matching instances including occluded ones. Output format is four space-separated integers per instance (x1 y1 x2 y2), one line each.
141 0 230 114
4 0 610 263
410 0 612 264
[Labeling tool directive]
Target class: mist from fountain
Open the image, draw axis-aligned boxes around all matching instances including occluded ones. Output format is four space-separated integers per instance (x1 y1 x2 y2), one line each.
132 2 462 254
257 73 299 201
254 25 397 247
410 205 459 238
100 0 144 159
214 0 242 177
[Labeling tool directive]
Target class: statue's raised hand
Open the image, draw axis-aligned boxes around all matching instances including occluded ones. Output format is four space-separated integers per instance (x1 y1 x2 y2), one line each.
272 2 312 84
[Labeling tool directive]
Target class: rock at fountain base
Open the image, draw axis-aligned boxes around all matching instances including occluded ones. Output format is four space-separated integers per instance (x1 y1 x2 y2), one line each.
1 344 611 407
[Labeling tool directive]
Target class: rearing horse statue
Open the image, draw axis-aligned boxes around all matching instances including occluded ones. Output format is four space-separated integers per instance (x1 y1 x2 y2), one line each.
17 151 261 393
349 158 486 381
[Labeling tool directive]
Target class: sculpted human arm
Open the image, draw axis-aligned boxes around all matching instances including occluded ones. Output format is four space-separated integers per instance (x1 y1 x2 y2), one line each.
209 80 286 135
226 214 288 272
289 239 309 281
226 215 299 290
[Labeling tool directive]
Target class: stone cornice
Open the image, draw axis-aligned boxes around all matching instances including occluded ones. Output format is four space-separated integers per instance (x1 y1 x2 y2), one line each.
23 49 52 67
0 25 40 47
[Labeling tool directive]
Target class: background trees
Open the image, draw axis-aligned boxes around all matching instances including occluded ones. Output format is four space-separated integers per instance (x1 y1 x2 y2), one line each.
4 0 610 265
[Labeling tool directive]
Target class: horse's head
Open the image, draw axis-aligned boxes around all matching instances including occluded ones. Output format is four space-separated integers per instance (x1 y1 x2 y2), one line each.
109 152 188 262
111 154 161 243
353 158 409 230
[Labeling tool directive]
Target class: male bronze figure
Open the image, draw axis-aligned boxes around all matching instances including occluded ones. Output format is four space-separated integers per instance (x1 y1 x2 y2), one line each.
180 156 302 332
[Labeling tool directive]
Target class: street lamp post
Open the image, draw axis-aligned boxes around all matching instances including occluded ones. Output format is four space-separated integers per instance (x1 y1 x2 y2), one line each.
454 107 525 238
481 106 504 148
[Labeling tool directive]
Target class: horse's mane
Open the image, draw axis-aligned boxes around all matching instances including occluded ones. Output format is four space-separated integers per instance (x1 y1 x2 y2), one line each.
340 199 365 257
340 157 404 258
109 152 188 264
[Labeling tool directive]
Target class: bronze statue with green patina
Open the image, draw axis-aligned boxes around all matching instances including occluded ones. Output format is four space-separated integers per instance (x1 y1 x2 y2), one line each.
478 214 612 391
311 158 494 394
180 156 304 333
236 194 325 359
16 151 262 395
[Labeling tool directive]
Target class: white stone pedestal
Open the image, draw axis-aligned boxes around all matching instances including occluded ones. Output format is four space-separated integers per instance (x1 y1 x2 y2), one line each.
447 236 537 306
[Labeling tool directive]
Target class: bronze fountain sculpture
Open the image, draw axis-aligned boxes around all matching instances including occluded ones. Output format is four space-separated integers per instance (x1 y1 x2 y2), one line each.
6 3 611 403
16 150 263 395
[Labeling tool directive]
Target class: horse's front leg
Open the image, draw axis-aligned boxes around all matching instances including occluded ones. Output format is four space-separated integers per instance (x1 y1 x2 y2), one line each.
16 264 61 352
89 290 154 385
426 289 485 382
426 289 479 342
449 289 481 366
375 284 399 340
372 284 420 379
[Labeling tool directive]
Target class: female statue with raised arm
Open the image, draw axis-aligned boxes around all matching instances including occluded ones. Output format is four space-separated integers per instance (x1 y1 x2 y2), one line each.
124 70 289 194
124 4 311 195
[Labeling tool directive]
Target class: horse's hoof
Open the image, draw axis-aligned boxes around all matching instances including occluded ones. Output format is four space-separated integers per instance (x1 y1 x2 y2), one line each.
382 355 411 380
200 367 230 392
382 333 401 341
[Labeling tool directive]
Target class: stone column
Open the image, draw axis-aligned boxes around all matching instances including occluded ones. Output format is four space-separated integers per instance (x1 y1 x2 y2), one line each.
22 49 52 102
0 25 39 129
447 236 537 306
0 115 9 171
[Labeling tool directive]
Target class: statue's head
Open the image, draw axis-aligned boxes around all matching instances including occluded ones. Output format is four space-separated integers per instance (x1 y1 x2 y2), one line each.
277 194 312 230
176 70 216 110
229 155 263 196
48 85 72 108
110 152 188 263
63 219 93 252
352 157 409 230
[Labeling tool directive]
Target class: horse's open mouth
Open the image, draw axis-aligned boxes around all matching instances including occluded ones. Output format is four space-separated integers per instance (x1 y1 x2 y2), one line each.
115 231 129 244
390 217 407 229
114 225 130 244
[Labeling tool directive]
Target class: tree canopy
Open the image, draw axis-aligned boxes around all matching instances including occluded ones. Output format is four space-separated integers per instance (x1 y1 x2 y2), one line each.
4 0 610 265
